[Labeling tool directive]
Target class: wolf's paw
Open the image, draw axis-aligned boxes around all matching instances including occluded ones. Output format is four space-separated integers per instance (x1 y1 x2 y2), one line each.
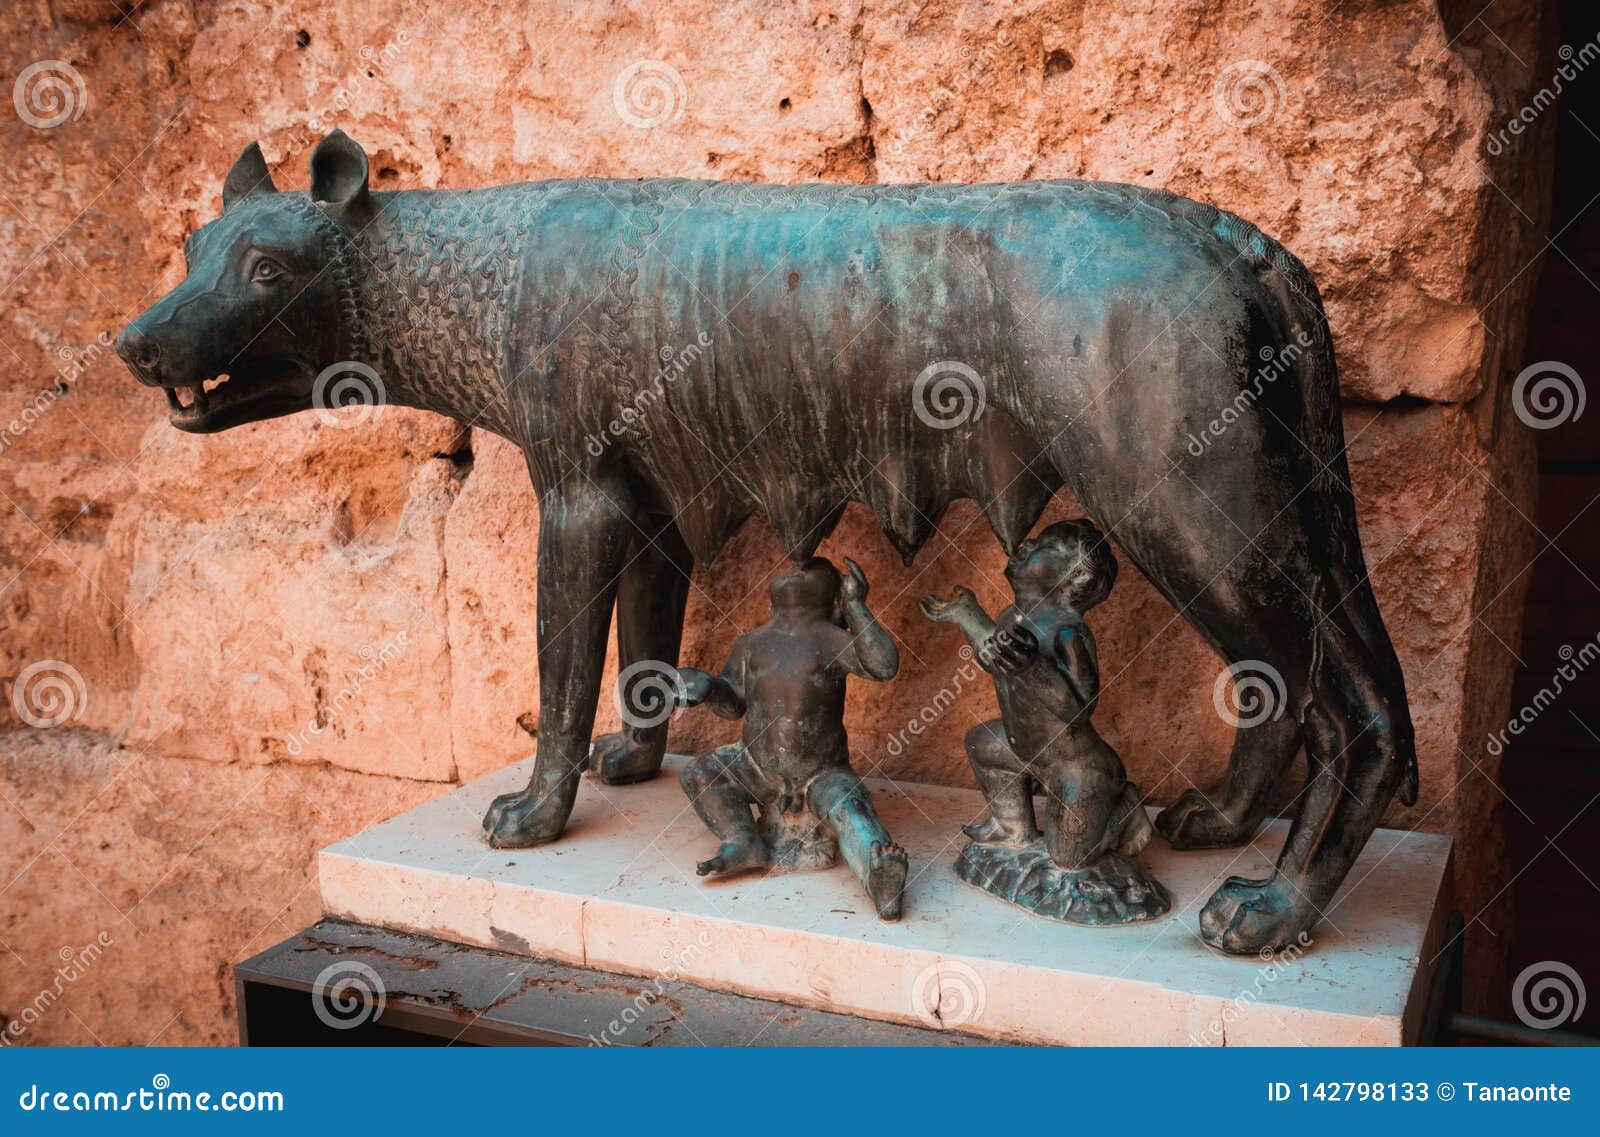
482 787 568 848
1156 789 1256 850
1198 875 1318 954
588 731 664 786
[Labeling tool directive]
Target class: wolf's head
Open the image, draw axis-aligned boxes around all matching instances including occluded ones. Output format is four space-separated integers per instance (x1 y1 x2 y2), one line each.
115 131 376 433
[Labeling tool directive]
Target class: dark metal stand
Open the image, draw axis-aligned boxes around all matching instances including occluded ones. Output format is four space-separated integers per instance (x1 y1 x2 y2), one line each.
239 914 1596 1046
234 920 996 1046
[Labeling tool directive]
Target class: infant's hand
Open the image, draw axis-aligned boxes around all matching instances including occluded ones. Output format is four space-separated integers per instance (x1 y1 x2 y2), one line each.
674 668 714 707
840 557 869 603
919 585 979 622
984 622 1039 674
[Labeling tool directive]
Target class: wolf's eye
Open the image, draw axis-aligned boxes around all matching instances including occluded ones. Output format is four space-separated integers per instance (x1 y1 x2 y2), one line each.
251 258 285 283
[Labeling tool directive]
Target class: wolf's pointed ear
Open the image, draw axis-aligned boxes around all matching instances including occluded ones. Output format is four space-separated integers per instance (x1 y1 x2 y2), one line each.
222 142 277 212
309 129 373 223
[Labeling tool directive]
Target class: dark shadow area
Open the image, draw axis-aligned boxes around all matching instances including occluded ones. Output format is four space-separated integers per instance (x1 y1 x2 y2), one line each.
1503 0 1600 1033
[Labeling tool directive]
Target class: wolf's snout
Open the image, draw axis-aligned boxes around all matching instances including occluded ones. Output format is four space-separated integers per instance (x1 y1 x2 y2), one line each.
114 325 164 385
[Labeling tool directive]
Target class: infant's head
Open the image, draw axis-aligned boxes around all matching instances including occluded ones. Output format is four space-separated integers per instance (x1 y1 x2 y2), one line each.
771 557 842 618
1005 519 1118 610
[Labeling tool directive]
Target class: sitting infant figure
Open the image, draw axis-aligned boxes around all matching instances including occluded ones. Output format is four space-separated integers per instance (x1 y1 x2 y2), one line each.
921 519 1170 925
674 556 910 921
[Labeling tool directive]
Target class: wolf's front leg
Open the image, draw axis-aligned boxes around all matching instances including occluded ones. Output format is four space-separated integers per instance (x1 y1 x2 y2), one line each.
484 477 634 847
589 515 693 785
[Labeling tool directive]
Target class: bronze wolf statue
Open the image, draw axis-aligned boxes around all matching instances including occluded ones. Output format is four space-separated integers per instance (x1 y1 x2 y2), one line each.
116 130 1415 953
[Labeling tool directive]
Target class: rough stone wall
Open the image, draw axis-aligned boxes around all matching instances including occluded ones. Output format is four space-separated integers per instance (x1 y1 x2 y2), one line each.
1 0 1557 1042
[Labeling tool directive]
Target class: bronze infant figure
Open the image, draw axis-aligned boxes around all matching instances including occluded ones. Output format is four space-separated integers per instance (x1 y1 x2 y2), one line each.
923 519 1168 924
675 557 909 921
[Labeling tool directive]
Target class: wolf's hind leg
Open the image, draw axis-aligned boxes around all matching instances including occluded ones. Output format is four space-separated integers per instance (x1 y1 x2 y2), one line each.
590 514 694 785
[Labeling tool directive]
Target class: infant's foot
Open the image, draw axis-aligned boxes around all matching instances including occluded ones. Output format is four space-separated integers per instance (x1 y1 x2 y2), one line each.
696 838 770 879
866 841 909 921
962 814 1037 847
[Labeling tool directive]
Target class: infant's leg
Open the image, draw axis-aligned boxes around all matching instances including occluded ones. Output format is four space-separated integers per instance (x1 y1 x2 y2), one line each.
963 720 1039 845
1112 781 1155 857
679 746 770 877
1041 760 1119 870
809 769 908 920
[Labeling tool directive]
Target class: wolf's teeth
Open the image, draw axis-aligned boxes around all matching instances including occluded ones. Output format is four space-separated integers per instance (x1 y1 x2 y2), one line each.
190 383 208 412
164 387 182 413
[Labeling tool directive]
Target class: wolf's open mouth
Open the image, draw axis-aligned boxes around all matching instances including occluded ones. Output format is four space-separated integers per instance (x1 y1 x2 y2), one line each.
161 362 304 432
163 374 232 416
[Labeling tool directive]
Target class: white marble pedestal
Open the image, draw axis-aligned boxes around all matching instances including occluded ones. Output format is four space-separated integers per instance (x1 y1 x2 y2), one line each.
319 756 1453 1046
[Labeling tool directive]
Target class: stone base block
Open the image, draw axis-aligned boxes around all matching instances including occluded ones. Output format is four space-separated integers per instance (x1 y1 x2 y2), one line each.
319 756 1453 1046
